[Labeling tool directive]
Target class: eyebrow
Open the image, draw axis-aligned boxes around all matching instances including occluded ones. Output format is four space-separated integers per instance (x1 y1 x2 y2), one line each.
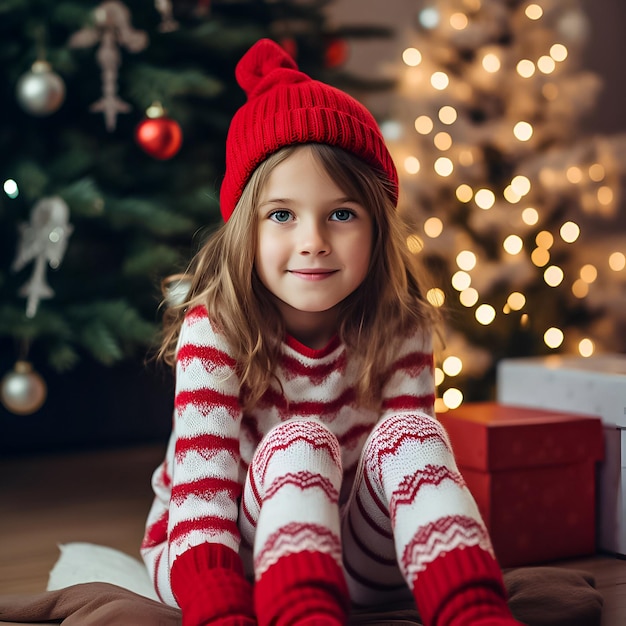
258 196 358 209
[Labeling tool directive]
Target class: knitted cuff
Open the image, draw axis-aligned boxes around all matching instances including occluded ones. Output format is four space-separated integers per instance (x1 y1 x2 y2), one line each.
254 551 349 626
171 543 255 626
412 545 522 626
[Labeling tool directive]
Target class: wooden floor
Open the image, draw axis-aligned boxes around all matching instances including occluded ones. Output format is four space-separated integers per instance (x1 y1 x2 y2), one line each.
1 444 625 625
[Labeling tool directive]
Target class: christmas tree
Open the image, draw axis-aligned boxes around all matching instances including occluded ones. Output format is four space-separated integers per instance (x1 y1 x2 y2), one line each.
380 0 626 409
0 0 391 451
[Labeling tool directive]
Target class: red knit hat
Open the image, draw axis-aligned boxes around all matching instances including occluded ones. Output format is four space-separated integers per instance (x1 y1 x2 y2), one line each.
219 38 399 222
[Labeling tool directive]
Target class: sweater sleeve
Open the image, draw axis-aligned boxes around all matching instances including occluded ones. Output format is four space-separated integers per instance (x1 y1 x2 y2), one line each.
168 305 252 623
380 328 436 419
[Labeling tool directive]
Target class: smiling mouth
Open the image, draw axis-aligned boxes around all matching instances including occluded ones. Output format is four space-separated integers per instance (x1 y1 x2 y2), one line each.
288 269 338 280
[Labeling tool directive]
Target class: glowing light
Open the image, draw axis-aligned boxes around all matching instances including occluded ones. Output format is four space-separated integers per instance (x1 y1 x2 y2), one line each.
443 356 463 376
475 304 496 325
609 252 626 271
511 175 531 196
550 43 568 62
427 288 445 307
572 279 589 298
566 166 583 183
450 13 469 30
537 55 556 74
482 53 501 73
580 264 598 283
435 367 445 386
513 121 533 141
407 234 423 253
507 292 526 311
415 115 434 134
459 288 479 307
516 59 535 78
442 388 463 409
525 4 543 20
380 120 402 141
474 188 495 209
434 132 452 150
451 271 471 291
503 186 521 204
458 150 474 166
3 179 18 198
424 217 444 238
588 163 605 182
438 106 457 124
579 338 594 357
544 327 564 349
503 234 523 255
456 184 473 202
419 7 440 29
431 72 449 90
531 248 550 267
559 221 580 243
456 250 477 271
598 186 614 206
522 207 539 225
544 265 564 287
536 230 554 249
404 156 421 174
402 47 423 66
435 398 448 413
434 157 454 176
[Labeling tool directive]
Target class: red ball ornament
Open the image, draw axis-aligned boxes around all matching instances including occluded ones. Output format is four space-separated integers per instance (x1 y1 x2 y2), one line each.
325 38 349 68
135 103 182 160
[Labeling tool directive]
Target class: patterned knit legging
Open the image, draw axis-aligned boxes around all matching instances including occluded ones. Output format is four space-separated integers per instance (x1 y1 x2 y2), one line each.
239 413 492 607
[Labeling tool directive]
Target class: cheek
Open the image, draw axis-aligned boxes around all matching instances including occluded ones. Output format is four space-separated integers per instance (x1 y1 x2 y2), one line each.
255 229 284 278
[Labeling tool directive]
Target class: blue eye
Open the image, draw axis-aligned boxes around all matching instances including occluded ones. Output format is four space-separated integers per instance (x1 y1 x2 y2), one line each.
332 209 354 222
270 210 292 223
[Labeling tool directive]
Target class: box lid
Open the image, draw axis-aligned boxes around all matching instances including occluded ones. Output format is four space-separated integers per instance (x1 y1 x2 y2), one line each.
437 402 604 472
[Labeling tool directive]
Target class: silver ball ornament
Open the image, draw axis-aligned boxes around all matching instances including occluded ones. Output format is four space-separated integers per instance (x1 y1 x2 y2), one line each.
16 60 66 116
0 361 47 415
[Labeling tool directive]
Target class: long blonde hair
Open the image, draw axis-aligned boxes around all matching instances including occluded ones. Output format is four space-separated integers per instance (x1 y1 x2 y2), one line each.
158 143 439 410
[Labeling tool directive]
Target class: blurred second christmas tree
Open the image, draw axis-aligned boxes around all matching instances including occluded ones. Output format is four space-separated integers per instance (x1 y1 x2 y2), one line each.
380 0 626 408
0 0 391 439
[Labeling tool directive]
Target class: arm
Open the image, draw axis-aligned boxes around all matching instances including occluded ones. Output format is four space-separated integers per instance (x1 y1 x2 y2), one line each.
168 305 254 625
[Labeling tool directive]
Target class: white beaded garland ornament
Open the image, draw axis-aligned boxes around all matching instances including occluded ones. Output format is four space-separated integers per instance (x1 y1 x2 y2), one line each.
0 361 47 415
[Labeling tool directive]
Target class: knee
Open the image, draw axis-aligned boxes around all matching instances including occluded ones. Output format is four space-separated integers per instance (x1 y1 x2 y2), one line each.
253 419 342 478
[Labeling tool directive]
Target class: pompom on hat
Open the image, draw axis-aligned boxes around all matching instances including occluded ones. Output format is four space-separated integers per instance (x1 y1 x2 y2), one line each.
219 38 399 221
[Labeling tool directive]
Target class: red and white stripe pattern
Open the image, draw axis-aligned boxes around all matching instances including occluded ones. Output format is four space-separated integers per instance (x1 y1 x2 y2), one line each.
141 305 520 625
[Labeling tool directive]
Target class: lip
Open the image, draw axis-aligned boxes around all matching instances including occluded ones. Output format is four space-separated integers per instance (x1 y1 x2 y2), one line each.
288 269 338 281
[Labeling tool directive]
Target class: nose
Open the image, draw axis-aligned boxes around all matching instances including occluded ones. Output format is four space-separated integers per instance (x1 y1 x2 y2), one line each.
298 219 330 255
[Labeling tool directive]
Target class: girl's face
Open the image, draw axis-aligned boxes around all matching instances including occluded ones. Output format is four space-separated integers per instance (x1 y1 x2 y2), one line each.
255 146 373 348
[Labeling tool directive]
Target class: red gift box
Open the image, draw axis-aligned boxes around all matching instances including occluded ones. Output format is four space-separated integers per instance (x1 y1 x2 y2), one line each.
437 402 604 568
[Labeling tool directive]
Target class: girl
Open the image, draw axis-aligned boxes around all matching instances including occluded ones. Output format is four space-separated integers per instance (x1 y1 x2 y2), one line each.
142 38 523 626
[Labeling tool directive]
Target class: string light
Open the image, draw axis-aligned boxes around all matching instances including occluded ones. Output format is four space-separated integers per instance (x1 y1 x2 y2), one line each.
442 388 463 409
475 304 496 325
402 47 422 66
438 106 457 124
3 179 19 198
588 163 605 182
443 356 463 376
522 207 539 225
572 279 589 298
434 367 445 385
597 185 613 206
404 156 421 174
513 121 533 141
578 338 595 357
609 252 626 271
407 234 423 253
458 149 474 166
511 175 531 196
507 292 526 311
459 288 479 307
525 4 543 20
450 13 469 30
434 132 452 150
482 53 501 73
427 287 445 307
435 397 448 413
536 230 554 249
544 327 564 349
544 265 564 287
415 115 434 134
474 188 495 209
456 184 473 202
434 156 454 176
503 234 523 255
566 166 583 183
580 264 598 283
559 221 580 243
424 216 443 238
431 72 450 90
503 185 521 204
451 270 472 291
456 250 477 271
531 248 550 267
516 59 535 78
550 43 568 62
537 55 556 74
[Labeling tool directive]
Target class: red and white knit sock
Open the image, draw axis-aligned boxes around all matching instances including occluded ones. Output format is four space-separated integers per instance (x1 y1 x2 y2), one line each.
343 413 523 626
241 419 350 626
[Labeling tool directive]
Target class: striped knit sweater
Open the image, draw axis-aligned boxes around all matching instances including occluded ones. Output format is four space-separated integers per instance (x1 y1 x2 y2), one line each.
141 305 518 626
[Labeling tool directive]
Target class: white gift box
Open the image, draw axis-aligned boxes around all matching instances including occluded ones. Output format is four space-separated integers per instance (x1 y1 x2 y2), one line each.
496 354 626 555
